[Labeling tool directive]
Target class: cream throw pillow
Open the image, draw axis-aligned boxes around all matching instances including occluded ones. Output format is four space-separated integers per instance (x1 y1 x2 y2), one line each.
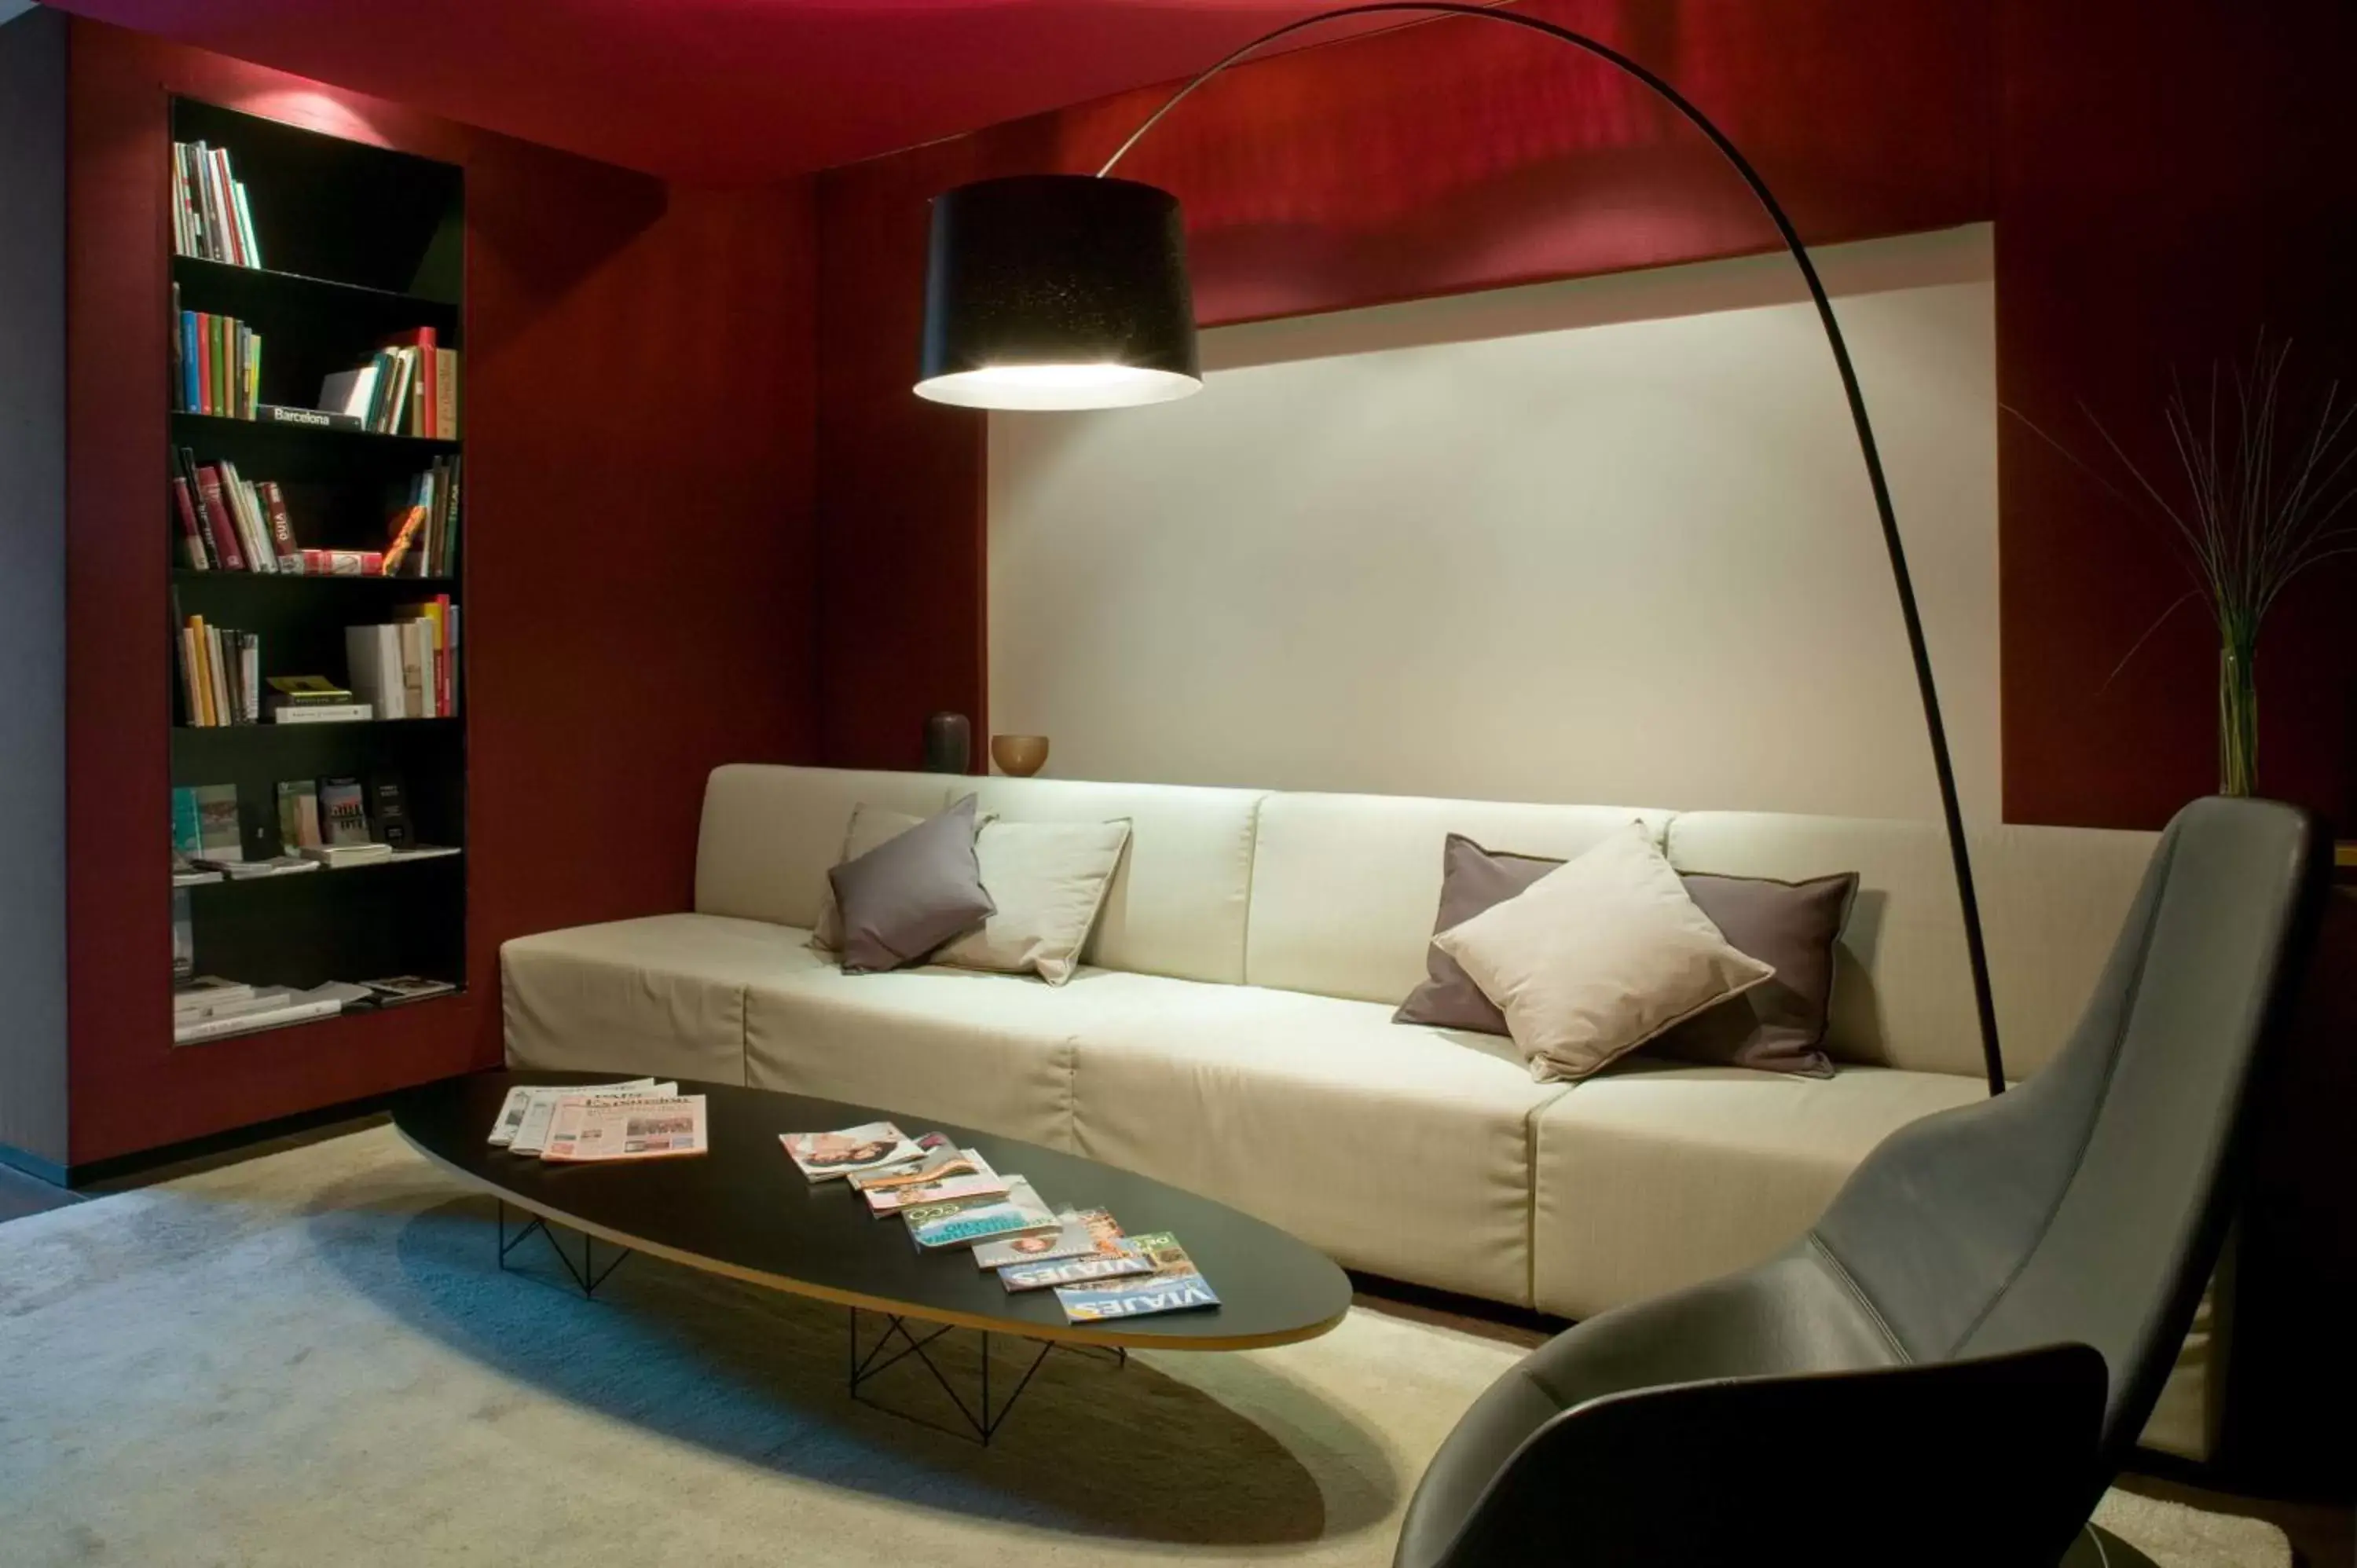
1431 822 1776 1083
934 819 1131 985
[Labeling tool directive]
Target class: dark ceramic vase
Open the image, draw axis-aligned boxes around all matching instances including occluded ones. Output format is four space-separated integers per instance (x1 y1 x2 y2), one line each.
922 712 972 774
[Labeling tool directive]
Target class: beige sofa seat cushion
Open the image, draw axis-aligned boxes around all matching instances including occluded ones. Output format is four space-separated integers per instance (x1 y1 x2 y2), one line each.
972 776 1264 984
1530 1060 1984 1319
695 765 954 929
1666 811 2156 1077
742 965 1161 1150
1069 980 1567 1306
501 914 830 1086
1245 790 1673 1005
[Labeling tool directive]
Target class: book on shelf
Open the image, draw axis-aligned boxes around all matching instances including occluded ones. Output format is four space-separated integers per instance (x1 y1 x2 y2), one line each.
192 854 318 879
907 1176 1060 1251
176 615 259 725
170 141 263 268
368 774 412 850
276 779 322 850
780 1123 926 1181
174 783 242 863
269 703 373 725
266 676 371 724
299 549 385 577
383 459 461 578
175 310 260 419
540 1094 709 1163
174 976 255 1016
1052 1233 1219 1322
298 842 392 868
172 983 358 1046
317 334 460 439
360 975 457 1006
975 1207 1126 1273
317 777 372 846
343 609 453 718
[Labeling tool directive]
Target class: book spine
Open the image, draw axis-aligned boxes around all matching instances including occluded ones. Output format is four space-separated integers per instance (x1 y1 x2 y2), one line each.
169 143 189 257
208 148 242 267
435 348 458 441
231 178 262 270
170 477 209 570
260 482 300 567
242 327 259 419
241 632 259 723
193 466 246 571
381 504 428 575
194 313 212 416
174 996 341 1044
178 626 205 725
206 623 232 727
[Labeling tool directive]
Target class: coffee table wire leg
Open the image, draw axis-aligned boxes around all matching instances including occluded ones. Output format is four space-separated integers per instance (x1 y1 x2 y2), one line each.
846 1308 1061 1445
496 1200 630 1300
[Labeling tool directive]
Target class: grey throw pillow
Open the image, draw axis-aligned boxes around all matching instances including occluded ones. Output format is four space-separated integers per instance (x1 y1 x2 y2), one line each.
1395 834 1856 1078
830 796 995 973
1394 834 1557 1035
1650 870 1857 1076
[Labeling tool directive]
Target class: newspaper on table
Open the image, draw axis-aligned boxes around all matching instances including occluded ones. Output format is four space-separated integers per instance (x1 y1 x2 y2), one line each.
489 1079 669 1155
539 1093 709 1163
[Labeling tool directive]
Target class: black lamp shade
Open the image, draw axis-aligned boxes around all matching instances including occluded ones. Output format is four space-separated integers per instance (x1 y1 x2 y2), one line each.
916 174 1202 410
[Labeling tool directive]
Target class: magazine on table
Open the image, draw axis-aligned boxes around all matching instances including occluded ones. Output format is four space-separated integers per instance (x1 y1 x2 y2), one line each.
489 1079 665 1153
895 1189 1006 1229
1054 1232 1219 1321
540 1094 709 1163
1000 1247 1153 1294
907 1176 1060 1251
861 1152 1008 1215
974 1207 1123 1271
846 1138 985 1196
779 1122 925 1181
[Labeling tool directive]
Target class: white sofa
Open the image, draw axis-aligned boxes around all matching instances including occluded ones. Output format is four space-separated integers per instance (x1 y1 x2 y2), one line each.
502 764 2169 1310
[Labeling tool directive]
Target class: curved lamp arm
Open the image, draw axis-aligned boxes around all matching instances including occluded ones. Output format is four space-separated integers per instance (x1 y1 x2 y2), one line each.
1102 2 2007 1094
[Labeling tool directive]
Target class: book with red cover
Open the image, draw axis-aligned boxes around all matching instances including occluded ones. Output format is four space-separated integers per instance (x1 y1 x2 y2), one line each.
170 476 208 570
193 464 246 571
259 482 299 566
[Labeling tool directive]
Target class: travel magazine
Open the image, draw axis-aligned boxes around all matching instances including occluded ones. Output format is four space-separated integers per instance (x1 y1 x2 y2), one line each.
907 1176 1060 1251
974 1207 1123 1270
1054 1232 1219 1321
780 1122 926 1180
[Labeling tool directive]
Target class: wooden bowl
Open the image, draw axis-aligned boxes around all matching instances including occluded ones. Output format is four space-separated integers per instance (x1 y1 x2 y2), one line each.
990 735 1050 777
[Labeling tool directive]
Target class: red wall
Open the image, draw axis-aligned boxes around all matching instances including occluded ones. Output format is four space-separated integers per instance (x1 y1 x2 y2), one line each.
814 0 2356 832
64 20 818 1165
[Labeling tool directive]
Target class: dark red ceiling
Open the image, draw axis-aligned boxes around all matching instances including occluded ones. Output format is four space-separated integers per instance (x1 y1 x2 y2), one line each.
41 0 1402 183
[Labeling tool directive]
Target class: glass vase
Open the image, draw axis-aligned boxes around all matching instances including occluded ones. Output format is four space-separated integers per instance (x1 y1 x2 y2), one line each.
2218 641 2258 797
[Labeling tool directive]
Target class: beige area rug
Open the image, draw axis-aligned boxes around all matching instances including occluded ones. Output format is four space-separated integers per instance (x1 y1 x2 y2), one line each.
0 1126 2292 1567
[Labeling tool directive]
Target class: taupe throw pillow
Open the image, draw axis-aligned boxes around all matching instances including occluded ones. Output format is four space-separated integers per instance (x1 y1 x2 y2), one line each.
810 806 921 951
1398 833 1857 1078
1651 871 1857 1076
830 796 995 973
1394 833 1557 1035
1431 823 1774 1083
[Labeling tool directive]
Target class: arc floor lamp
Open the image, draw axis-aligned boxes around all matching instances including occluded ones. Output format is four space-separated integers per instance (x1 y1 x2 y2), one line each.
915 2 2009 1094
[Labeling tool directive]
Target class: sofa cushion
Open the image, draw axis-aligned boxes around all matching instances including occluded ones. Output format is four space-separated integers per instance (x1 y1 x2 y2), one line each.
1666 812 2157 1076
1530 1059 1985 1318
1395 833 1557 1034
695 765 953 929
1245 791 1672 1005
744 965 1159 1149
502 914 830 1085
1651 870 1858 1076
972 776 1264 984
1069 980 1569 1306
808 802 926 951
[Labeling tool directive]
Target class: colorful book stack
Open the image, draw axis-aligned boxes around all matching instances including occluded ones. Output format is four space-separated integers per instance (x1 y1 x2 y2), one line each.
317 328 460 438
381 458 462 577
174 307 260 419
343 599 458 720
176 616 259 727
170 448 298 572
170 141 263 267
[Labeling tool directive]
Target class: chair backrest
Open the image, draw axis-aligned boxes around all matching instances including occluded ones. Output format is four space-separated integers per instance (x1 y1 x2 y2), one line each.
1809 796 2321 1464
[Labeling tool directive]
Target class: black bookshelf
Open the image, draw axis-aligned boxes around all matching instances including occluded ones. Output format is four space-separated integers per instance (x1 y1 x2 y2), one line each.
168 97 467 1023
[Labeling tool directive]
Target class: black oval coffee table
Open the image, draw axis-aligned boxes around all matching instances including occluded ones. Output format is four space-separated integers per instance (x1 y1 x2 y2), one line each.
392 1069 1353 1440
